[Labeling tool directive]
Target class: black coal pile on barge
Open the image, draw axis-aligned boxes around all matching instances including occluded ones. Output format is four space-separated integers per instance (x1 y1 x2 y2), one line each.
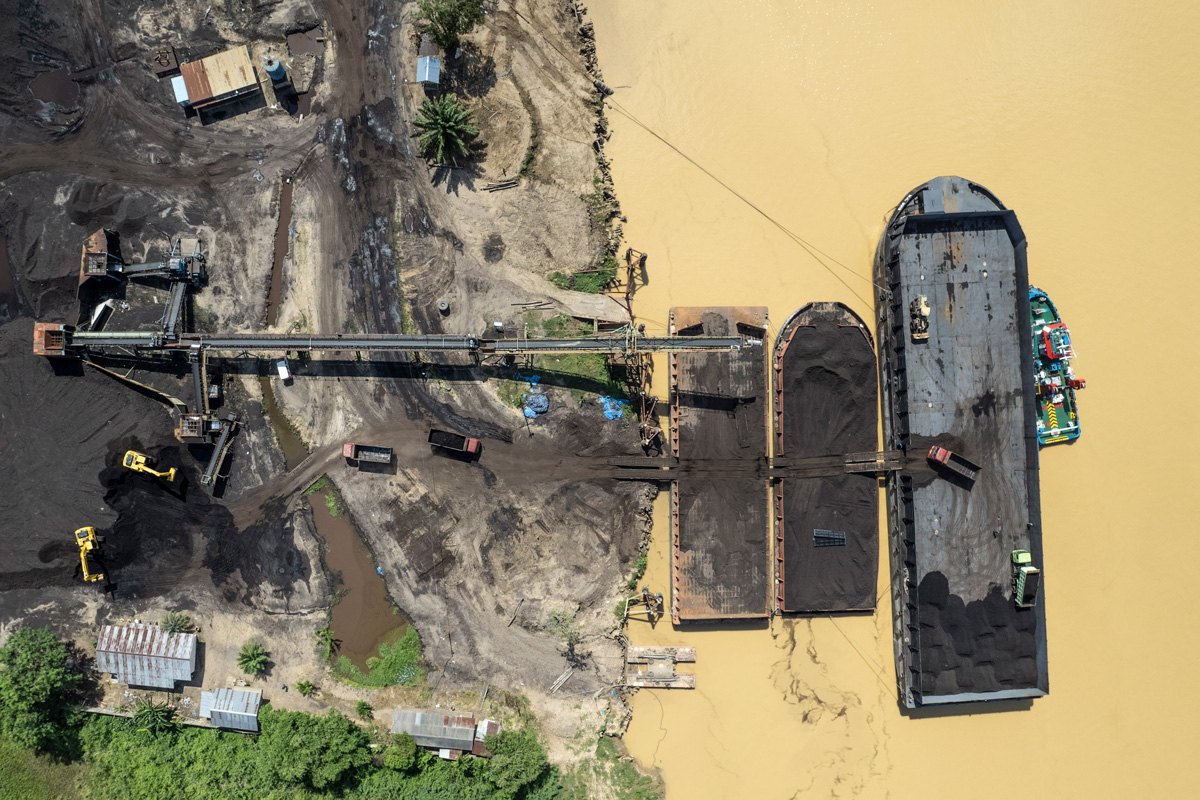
772 302 878 613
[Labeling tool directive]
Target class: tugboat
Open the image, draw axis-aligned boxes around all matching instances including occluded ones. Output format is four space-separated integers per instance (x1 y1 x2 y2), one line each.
1029 287 1086 445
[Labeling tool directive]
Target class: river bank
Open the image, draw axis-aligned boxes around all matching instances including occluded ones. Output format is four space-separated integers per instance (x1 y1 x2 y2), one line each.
592 1 1200 797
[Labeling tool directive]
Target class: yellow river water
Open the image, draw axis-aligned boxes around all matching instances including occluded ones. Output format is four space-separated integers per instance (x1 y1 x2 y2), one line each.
590 2 1200 797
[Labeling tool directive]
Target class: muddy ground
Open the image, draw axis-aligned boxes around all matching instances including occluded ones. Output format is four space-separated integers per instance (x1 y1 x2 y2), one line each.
0 0 648 752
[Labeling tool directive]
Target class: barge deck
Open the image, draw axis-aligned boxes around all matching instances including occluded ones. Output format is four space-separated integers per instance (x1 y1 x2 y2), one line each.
668 307 771 624
876 177 1048 708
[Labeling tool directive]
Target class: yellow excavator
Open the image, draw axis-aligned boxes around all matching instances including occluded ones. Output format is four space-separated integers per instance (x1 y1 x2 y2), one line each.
74 526 105 583
122 450 176 482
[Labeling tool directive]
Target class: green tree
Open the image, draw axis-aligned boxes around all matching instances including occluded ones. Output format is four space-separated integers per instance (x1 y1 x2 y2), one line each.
383 732 418 772
486 729 558 800
316 626 338 660
161 613 193 634
0 627 83 755
295 680 316 698
130 699 178 735
255 708 371 791
355 700 374 720
416 0 485 52
236 641 270 676
413 94 479 165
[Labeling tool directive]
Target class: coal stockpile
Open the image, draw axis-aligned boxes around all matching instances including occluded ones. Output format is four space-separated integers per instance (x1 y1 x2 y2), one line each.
774 303 877 613
669 307 770 622
917 572 1039 695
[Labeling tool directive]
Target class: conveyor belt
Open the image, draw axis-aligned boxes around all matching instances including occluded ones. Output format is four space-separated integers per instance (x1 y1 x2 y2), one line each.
65 331 748 355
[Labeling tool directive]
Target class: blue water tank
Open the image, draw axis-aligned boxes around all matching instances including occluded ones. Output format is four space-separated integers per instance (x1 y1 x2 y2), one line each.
263 57 286 82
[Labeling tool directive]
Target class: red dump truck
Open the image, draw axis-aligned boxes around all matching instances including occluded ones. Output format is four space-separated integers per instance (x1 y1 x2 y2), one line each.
927 446 981 482
428 428 482 457
343 442 393 468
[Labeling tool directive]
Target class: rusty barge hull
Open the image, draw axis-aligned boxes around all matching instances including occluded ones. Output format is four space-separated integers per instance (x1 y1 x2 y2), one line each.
772 302 879 614
668 307 771 624
876 177 1048 708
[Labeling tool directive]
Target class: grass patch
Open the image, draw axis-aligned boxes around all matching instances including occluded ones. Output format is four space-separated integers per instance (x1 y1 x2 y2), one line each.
302 476 328 496
533 353 625 401
0 737 84 800
334 626 425 688
542 314 591 339
548 255 617 294
324 490 343 518
560 736 661 800
496 378 525 408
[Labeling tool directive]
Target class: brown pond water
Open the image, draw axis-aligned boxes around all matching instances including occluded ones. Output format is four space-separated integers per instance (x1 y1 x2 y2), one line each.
306 484 408 671
257 376 308 470
592 1 1200 797
266 180 294 327
30 68 79 106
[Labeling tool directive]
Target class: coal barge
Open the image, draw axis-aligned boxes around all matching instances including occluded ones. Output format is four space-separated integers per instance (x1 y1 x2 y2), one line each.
876 177 1048 708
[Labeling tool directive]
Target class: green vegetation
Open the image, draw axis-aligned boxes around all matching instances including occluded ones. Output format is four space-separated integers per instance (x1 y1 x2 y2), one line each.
383 732 418 772
0 737 82 800
161 612 193 634
548 255 618 294
316 626 339 660
413 94 479 165
237 641 270 676
296 680 317 698
560 736 660 800
0 627 84 757
625 552 649 591
535 353 625 400
324 489 344 518
355 701 374 721
520 115 541 178
416 0 485 52
303 476 329 496
334 627 425 688
130 700 178 736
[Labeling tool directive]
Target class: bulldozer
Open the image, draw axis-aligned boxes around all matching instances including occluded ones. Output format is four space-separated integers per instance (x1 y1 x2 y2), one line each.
122 450 176 482
74 526 105 583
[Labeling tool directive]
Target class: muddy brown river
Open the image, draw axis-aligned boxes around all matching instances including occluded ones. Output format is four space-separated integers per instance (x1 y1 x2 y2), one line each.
592 1 1200 797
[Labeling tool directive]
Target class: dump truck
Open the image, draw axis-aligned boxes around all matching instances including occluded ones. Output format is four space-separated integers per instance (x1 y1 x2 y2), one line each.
926 445 980 482
74 526 104 583
343 442 393 467
428 428 482 457
1011 550 1041 608
122 450 177 482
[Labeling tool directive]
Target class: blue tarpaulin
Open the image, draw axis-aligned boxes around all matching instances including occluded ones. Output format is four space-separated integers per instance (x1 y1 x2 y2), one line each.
523 390 549 418
598 396 628 420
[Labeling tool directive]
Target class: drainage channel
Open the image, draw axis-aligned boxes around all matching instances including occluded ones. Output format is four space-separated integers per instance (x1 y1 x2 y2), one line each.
265 179 294 327
257 376 308 470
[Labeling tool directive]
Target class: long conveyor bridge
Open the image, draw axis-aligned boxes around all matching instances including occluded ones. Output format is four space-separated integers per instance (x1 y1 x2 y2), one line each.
33 325 750 357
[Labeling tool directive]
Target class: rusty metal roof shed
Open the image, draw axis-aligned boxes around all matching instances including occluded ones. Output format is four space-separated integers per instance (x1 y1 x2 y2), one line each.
391 709 477 751
199 687 262 732
95 622 197 689
179 46 259 109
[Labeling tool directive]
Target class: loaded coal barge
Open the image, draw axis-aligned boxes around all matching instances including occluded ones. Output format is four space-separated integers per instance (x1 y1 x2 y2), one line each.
876 177 1048 708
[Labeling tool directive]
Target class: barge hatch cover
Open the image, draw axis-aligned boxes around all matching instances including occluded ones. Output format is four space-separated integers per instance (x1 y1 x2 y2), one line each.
877 177 1048 708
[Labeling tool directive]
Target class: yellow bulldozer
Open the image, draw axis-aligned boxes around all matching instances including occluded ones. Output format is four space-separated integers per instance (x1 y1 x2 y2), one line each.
122 450 176 482
74 526 105 583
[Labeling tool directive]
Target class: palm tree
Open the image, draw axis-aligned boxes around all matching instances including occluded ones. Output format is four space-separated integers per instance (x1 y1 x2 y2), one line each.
413 94 479 165
237 641 270 676
131 699 177 735
316 627 340 661
295 680 317 698
162 613 193 634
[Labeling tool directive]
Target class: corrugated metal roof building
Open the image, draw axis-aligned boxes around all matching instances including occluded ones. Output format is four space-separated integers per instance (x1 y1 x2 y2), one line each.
178 46 260 110
199 687 262 732
416 35 441 86
391 709 477 751
95 622 197 689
